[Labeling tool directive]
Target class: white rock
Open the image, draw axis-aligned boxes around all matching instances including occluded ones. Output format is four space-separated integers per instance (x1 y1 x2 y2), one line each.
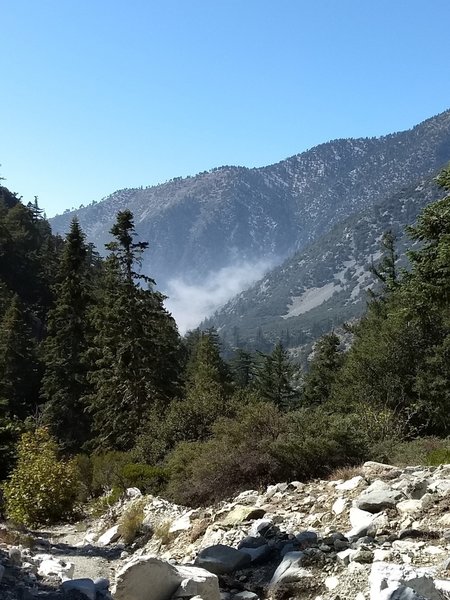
346 507 378 538
336 476 364 491
98 525 120 546
126 487 142 498
170 511 193 533
369 562 437 600
332 497 347 515
325 575 339 590
38 556 75 580
396 500 422 514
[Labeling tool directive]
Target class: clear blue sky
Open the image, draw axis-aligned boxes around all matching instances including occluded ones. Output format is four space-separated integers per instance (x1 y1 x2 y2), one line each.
2 0 450 217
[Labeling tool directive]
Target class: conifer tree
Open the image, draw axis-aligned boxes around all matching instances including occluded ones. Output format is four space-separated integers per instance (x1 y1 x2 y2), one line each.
40 218 93 452
255 342 297 410
87 210 182 451
301 332 344 406
0 294 39 420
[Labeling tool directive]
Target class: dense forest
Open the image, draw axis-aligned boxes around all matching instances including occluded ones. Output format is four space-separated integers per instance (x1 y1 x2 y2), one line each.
1 166 450 525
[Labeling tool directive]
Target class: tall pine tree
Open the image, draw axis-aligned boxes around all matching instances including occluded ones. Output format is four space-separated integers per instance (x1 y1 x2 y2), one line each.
40 218 93 452
87 210 182 451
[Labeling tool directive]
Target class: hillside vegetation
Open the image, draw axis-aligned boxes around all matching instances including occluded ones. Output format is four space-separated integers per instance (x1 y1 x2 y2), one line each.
1 166 450 524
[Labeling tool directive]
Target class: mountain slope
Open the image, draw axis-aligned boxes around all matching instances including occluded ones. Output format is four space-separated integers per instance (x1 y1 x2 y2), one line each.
50 110 450 291
202 174 444 350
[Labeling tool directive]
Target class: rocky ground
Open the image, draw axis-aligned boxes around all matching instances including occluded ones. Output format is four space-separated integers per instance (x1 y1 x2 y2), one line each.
2 461 450 599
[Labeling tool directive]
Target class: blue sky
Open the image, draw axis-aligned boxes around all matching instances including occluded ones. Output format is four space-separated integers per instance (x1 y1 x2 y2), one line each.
2 0 450 216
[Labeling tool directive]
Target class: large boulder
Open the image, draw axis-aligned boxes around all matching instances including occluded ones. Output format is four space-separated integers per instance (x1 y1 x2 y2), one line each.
219 505 266 526
356 480 404 513
61 579 97 600
195 544 251 575
113 556 219 600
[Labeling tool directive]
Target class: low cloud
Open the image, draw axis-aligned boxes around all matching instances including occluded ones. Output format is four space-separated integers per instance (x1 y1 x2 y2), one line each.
164 259 274 334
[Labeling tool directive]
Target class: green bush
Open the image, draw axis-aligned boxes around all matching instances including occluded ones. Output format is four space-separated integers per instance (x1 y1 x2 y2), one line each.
120 463 168 494
3 428 79 526
91 451 132 495
426 443 450 466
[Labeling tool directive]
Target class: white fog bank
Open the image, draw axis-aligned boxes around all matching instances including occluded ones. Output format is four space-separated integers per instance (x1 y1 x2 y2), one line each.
164 259 274 334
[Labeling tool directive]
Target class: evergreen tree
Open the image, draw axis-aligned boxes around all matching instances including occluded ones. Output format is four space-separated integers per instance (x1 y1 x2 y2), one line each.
301 332 344 406
231 348 255 388
40 218 93 452
0 294 39 420
87 210 182 451
255 342 297 410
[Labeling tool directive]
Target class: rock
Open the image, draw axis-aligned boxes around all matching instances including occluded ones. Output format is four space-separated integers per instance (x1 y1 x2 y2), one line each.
396 500 422 515
382 587 427 599
325 575 339 590
332 497 347 515
61 578 97 600
428 480 450 495
295 531 318 547
363 461 402 479
113 556 184 600
351 549 374 564
238 544 271 564
356 480 404 513
220 505 266 526
174 565 220 600
0 564 4 582
9 546 21 566
336 476 364 491
369 562 438 600
347 506 378 539
126 487 142 498
98 525 120 546
269 551 309 585
37 556 75 580
233 592 259 600
337 549 357 566
170 511 193 533
195 545 251 575
247 519 273 537
237 536 266 550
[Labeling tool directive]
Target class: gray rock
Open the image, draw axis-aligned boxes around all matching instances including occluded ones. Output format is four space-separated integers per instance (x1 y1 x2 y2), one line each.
9 547 22 566
174 565 220 600
238 544 271 565
195 545 251 575
295 531 318 547
113 556 182 600
61 579 97 600
233 592 259 600
385 587 427 600
0 564 4 582
237 536 266 550
356 481 404 513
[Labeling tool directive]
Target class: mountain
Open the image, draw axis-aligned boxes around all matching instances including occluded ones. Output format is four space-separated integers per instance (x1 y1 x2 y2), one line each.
50 110 450 297
202 174 443 352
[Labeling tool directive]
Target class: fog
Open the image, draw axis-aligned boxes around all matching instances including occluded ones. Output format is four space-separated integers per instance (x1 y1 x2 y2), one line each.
164 259 274 334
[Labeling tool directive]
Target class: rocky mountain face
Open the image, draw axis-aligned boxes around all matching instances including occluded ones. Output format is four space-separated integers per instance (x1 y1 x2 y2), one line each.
49 111 450 297
203 175 443 351
2 461 450 599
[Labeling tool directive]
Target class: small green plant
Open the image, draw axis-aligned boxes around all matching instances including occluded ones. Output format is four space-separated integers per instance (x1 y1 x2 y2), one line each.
3 428 79 526
426 446 450 466
118 499 146 544
88 488 123 517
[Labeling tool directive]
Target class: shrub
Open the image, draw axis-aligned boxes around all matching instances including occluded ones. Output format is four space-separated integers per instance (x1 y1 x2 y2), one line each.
3 428 79 526
118 499 146 544
91 451 132 496
119 464 168 494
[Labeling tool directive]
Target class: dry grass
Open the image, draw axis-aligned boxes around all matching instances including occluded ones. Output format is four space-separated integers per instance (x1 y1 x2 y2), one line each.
153 519 172 546
118 500 145 545
327 464 364 482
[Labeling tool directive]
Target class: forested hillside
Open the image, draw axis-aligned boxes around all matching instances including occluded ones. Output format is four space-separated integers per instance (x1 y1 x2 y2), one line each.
1 167 450 525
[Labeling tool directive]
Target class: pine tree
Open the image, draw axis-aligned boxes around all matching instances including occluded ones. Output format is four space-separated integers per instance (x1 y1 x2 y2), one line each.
255 342 297 410
302 332 344 406
87 210 182 451
0 294 39 420
40 218 93 452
